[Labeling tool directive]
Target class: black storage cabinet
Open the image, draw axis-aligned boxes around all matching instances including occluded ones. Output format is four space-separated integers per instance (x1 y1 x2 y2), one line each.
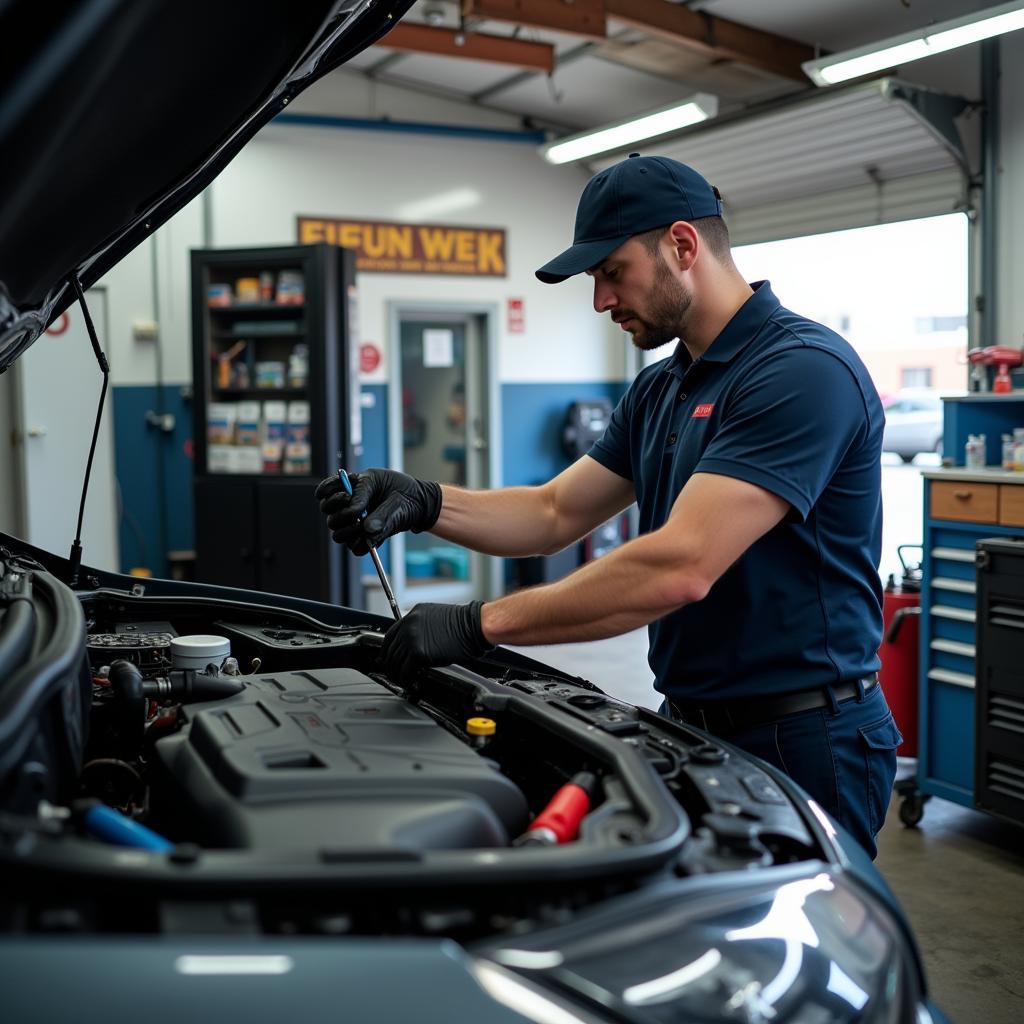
974 536 1024 827
190 243 361 606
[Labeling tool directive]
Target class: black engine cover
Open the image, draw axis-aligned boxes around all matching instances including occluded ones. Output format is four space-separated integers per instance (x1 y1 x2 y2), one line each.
155 668 528 851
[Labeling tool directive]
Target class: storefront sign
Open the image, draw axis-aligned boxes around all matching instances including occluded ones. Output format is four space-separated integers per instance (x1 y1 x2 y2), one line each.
297 217 506 277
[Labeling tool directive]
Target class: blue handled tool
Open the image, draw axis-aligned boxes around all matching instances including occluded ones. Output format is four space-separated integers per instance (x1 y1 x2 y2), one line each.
338 467 402 621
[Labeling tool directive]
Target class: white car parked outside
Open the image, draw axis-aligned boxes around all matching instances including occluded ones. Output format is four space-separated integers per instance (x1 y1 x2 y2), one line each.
882 388 944 462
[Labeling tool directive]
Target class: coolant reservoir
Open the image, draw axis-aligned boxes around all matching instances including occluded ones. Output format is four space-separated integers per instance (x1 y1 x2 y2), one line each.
170 635 231 672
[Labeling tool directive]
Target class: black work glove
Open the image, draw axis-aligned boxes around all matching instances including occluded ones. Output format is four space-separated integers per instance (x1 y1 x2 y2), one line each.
314 468 442 555
382 601 492 679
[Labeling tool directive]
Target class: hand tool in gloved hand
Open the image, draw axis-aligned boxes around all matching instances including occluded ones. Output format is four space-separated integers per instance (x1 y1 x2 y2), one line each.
337 467 402 621
315 467 442 555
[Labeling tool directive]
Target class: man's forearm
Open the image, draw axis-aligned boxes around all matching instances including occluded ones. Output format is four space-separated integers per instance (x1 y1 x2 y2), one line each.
480 530 708 646
432 484 561 557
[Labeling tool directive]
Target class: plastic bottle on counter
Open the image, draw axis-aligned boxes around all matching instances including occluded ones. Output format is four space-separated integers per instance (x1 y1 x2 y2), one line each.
1014 427 1024 471
965 433 987 469
1003 433 1016 470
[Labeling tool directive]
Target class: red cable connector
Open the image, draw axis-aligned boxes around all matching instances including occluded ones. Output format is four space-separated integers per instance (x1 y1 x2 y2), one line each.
514 772 599 847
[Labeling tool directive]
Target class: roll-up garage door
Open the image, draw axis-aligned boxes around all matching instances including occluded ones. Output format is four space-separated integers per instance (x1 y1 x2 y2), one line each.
595 78 972 245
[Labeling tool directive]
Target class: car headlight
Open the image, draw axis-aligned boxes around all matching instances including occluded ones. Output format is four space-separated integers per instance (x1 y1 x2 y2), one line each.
477 864 927 1023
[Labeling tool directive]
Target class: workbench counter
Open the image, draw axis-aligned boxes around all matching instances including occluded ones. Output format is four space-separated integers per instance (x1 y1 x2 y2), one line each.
921 467 1024 484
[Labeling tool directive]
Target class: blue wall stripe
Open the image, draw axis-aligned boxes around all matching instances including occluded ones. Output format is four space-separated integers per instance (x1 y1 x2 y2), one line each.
112 385 194 577
274 112 545 146
355 382 391 575
500 381 628 487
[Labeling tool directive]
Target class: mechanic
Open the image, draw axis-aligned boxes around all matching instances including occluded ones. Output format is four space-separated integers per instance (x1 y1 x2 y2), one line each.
315 154 902 859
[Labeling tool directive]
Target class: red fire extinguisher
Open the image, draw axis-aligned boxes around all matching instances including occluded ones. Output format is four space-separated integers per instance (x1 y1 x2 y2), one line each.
879 545 922 758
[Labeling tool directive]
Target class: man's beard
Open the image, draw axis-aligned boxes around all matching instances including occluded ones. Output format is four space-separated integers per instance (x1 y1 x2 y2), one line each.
617 257 692 351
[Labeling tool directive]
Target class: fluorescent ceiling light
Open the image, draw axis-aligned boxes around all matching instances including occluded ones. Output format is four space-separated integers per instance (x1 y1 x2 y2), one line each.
804 0 1024 86
541 94 718 165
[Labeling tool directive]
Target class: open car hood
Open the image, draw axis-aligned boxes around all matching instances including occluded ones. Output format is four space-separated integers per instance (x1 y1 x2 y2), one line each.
0 0 413 372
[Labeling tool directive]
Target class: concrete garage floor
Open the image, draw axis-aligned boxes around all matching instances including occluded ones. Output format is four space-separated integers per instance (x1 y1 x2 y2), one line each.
876 797 1024 1024
507 628 1024 1024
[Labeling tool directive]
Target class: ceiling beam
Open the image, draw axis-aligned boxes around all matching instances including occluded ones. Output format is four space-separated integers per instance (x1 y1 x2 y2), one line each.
380 22 555 73
472 39 598 103
462 0 607 41
603 0 816 83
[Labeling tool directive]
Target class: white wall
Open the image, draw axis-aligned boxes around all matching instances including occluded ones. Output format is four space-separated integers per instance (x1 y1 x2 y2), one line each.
96 115 623 389
97 195 205 386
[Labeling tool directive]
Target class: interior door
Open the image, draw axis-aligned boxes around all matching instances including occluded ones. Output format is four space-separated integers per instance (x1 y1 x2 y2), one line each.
394 317 488 605
13 289 119 570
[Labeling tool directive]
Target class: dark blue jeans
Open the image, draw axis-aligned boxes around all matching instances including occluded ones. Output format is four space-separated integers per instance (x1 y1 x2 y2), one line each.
662 681 902 859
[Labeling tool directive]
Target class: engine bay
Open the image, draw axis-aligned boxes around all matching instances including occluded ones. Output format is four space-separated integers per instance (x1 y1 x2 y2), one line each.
0 549 829 939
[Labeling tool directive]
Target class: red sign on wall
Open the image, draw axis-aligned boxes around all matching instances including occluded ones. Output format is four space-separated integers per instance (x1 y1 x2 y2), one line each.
359 343 382 374
46 312 70 336
507 297 525 334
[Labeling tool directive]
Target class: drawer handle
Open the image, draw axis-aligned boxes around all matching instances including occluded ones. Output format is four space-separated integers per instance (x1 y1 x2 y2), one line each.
953 490 972 500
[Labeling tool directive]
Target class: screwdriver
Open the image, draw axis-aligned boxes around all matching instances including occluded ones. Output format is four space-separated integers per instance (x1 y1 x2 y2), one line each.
337 467 402 621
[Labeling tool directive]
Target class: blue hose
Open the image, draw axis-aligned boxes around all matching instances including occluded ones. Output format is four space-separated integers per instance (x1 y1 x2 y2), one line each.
84 805 174 852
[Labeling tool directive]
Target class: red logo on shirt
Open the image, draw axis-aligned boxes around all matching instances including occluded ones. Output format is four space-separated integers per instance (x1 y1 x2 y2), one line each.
692 404 715 418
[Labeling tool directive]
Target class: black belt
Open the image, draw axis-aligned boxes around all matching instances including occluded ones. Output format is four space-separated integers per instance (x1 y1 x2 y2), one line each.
667 673 879 735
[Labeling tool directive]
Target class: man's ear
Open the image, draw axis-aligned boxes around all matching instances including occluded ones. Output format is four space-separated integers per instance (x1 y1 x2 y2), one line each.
667 221 699 272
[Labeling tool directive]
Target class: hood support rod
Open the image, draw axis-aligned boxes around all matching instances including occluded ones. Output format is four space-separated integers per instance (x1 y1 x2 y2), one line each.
66 275 109 587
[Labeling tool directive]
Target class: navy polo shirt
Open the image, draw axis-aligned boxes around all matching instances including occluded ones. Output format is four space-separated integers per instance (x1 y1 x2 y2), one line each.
589 281 884 701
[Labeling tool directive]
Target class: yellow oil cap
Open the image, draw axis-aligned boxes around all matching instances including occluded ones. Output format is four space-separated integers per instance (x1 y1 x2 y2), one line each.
467 717 496 737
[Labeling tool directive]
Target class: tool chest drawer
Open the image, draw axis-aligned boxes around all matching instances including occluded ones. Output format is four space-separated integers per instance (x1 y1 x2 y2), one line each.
999 484 1024 527
930 481 999 523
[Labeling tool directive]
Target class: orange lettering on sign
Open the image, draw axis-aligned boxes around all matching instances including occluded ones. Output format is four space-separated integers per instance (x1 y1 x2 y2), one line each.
363 224 390 259
478 232 505 274
419 227 456 261
338 223 362 250
299 219 326 243
296 218 506 276
388 225 413 259
454 230 476 263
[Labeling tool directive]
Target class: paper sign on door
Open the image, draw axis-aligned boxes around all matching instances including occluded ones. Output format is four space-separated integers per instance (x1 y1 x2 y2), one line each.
423 329 454 368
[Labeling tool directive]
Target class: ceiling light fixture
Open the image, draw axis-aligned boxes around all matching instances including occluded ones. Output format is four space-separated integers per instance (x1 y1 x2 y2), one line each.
803 0 1024 86
540 94 718 165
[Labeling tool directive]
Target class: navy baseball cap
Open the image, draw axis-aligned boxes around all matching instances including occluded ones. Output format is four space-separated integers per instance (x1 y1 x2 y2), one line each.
536 153 723 284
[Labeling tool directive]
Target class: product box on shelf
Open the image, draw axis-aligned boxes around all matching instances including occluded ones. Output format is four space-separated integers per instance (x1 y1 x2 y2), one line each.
283 442 312 475
236 402 262 447
262 401 287 444
275 269 305 305
206 403 237 445
255 360 286 389
207 444 234 474
262 441 284 474
286 401 311 444
235 447 264 474
207 283 232 307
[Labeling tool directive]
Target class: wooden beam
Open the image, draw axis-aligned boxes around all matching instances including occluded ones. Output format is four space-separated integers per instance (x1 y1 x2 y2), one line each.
604 0 815 83
381 22 555 73
462 0 607 42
